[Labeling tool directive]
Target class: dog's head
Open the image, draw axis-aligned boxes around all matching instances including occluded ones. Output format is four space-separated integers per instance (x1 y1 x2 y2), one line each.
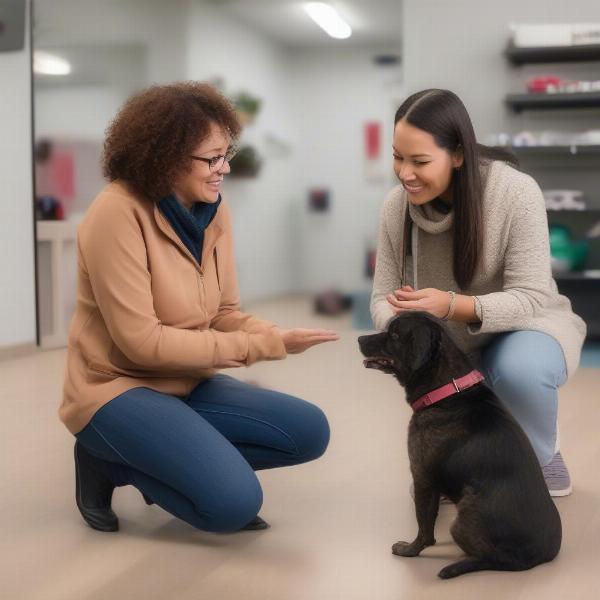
358 312 443 387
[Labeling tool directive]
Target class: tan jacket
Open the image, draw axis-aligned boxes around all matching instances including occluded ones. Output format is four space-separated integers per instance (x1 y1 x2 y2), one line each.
60 182 286 433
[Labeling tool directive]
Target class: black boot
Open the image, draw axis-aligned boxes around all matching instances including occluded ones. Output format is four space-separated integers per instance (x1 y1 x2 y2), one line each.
242 516 270 530
74 441 119 532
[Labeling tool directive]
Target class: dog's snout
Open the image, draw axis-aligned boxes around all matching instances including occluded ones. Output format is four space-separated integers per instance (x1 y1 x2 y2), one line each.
358 334 376 353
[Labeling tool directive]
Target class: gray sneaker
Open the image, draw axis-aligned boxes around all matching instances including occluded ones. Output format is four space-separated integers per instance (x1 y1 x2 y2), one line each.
542 452 572 497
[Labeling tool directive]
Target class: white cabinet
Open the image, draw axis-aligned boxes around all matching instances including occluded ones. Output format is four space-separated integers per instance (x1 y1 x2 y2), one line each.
36 220 78 348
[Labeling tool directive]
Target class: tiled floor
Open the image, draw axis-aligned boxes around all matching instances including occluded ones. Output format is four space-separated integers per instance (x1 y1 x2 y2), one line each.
2 296 599 599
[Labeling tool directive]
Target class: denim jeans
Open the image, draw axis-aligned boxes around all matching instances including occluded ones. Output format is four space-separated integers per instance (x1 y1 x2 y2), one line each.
480 330 568 467
75 374 330 532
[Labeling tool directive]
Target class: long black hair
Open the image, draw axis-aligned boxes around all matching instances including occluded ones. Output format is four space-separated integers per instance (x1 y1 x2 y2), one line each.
394 89 518 289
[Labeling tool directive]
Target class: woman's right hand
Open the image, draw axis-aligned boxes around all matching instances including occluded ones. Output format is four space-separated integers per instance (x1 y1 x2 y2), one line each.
275 327 339 354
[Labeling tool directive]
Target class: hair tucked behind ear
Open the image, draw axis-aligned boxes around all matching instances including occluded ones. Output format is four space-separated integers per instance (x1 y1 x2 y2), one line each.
395 89 518 289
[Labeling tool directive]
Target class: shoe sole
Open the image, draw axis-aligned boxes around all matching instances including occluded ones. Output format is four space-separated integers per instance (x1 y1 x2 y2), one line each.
549 485 572 497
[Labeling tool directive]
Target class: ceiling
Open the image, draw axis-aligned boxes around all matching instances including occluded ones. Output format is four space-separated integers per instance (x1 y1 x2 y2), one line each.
209 0 403 49
32 0 403 88
33 1 402 50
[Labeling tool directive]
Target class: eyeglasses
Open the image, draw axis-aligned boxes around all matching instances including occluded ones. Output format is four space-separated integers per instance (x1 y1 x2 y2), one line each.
190 145 238 171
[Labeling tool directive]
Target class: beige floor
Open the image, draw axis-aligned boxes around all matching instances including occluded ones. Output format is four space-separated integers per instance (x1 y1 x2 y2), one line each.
2 296 600 600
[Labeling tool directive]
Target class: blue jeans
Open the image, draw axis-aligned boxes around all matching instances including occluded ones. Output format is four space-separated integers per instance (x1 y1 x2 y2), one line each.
75 374 330 533
480 330 568 467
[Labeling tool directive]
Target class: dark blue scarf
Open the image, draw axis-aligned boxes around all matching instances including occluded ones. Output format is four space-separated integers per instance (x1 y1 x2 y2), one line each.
158 194 221 264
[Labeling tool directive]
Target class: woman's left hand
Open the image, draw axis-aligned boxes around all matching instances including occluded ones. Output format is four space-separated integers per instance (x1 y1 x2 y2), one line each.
386 286 451 319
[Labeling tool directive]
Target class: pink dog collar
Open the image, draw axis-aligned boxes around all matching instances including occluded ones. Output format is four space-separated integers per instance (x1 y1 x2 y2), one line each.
411 370 485 412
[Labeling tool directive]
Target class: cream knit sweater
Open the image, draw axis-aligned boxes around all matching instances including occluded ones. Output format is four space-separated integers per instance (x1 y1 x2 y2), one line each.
370 160 586 377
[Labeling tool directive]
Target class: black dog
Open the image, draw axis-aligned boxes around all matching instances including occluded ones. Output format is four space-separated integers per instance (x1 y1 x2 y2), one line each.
358 313 561 579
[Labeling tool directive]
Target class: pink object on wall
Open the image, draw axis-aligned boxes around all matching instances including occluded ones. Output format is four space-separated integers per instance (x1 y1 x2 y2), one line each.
365 122 381 160
53 152 75 200
364 121 384 182
34 141 77 218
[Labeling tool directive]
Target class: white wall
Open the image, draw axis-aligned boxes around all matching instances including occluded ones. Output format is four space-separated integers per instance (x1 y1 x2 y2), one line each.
29 0 403 326
31 0 195 346
187 0 298 301
33 0 299 304
0 2 36 348
34 0 188 84
34 0 188 145
289 46 403 293
35 86 126 141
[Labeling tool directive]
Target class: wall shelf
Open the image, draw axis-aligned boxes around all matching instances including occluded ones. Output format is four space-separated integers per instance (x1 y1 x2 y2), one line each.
500 145 600 157
555 275 600 339
555 270 600 281
547 208 600 214
505 92 600 112
505 42 600 65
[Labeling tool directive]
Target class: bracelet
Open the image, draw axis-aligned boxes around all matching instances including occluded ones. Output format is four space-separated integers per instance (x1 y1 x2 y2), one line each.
442 291 457 321
473 296 483 322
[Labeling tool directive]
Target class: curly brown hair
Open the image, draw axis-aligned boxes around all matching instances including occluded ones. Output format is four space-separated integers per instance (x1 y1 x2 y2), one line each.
102 81 241 201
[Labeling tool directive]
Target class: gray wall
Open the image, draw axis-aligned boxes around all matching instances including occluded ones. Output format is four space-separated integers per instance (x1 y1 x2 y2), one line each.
402 0 600 204
288 45 403 294
403 0 600 138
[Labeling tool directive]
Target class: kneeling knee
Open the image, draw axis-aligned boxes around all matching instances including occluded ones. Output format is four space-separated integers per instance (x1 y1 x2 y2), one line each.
200 482 263 533
491 357 555 393
295 405 330 462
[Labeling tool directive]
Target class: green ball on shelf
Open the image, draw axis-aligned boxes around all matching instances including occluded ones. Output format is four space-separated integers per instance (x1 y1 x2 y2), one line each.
549 224 589 272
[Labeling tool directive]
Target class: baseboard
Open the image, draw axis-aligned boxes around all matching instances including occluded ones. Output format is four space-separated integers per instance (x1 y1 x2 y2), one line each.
0 342 38 361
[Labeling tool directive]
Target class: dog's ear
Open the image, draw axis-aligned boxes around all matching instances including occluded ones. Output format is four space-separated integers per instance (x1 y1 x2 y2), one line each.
408 324 440 372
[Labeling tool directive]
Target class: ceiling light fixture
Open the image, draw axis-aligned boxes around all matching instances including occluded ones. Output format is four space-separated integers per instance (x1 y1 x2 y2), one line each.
33 51 71 76
304 2 352 40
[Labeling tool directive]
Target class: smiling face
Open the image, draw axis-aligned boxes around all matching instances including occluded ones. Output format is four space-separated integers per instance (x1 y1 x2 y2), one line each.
172 122 232 207
393 119 463 205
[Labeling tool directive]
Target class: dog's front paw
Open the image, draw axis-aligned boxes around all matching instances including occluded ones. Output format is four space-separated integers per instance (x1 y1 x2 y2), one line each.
392 540 423 557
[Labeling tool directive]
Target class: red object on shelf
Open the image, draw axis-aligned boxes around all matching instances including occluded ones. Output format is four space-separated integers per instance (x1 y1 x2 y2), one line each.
527 76 562 93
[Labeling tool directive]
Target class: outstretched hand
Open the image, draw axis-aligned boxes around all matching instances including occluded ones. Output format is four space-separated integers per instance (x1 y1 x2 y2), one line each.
386 285 451 319
275 327 339 354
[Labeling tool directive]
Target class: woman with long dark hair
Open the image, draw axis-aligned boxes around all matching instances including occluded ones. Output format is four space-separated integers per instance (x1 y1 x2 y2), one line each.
371 89 586 496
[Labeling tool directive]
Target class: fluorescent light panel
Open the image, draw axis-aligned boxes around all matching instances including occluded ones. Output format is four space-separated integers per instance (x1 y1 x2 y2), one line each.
34 51 71 76
304 2 352 39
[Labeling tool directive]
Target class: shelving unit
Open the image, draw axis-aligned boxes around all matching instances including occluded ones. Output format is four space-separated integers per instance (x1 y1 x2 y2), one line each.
505 42 600 65
506 91 600 112
501 145 600 157
554 271 600 281
547 209 600 215
552 275 600 338
504 41 600 338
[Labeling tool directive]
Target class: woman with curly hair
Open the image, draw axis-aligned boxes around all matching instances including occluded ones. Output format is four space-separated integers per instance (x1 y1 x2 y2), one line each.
61 82 337 534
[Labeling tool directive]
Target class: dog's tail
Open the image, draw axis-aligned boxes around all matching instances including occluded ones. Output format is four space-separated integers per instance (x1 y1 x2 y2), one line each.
438 558 528 579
